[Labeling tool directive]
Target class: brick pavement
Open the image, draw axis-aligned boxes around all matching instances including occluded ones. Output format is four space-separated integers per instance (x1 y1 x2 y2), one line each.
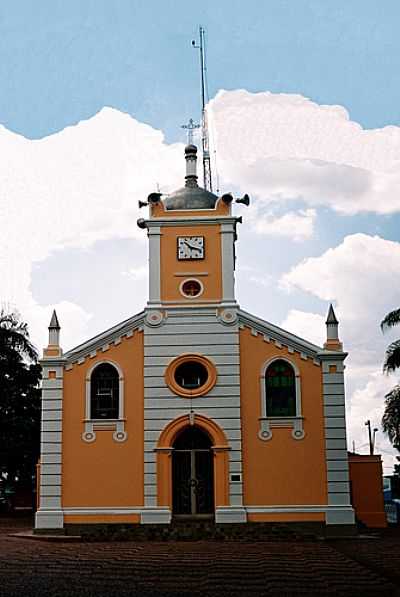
0 516 398 597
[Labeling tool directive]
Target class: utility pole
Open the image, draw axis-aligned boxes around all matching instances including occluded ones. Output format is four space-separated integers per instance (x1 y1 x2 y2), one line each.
373 427 378 454
192 26 213 192
365 420 378 455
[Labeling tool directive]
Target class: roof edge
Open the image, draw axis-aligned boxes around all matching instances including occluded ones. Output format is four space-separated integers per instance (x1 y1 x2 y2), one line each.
64 311 145 363
238 309 323 357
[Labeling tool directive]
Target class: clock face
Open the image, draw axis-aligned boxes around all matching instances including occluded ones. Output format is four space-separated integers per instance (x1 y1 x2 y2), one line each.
177 236 204 260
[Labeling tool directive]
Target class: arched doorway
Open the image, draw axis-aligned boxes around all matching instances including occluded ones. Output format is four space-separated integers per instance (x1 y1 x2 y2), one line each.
172 426 214 517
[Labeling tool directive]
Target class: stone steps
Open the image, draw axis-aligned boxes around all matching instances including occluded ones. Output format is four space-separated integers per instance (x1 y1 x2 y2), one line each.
65 520 323 542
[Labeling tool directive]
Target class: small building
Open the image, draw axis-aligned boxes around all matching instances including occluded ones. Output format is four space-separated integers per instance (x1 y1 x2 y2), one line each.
348 453 386 528
35 145 356 534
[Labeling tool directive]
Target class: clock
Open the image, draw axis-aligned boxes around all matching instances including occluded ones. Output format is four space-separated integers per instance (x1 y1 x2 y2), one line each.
177 236 204 260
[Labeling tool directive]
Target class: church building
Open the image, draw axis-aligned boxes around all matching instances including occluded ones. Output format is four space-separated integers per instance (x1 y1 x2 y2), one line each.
35 145 355 533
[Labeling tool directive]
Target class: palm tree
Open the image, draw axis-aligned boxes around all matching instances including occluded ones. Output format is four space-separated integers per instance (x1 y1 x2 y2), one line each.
381 308 400 451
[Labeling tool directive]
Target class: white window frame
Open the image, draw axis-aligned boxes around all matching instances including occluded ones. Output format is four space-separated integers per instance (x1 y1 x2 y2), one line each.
82 360 127 443
258 356 304 441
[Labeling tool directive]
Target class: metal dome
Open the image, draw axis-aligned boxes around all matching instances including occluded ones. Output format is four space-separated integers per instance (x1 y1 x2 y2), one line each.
162 144 218 210
163 186 218 210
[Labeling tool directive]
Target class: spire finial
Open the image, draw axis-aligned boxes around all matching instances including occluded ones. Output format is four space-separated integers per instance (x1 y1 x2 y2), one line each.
184 144 198 188
49 309 60 330
181 118 200 145
324 304 342 350
326 304 338 325
44 309 62 356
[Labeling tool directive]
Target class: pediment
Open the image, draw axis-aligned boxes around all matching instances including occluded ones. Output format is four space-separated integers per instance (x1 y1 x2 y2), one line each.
64 311 145 365
238 309 322 361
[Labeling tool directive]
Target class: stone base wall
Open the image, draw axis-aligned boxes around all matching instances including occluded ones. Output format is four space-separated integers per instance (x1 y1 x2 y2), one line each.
62 521 331 542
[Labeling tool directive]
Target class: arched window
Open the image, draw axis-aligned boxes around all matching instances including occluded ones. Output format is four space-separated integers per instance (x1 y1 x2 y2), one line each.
265 359 296 417
90 363 119 419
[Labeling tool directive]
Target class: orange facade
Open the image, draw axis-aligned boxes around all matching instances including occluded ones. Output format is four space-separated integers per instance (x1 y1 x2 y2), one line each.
160 224 223 303
240 327 328 520
56 325 330 525
62 331 144 521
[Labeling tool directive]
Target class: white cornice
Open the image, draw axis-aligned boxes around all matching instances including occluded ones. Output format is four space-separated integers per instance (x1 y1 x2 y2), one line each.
144 216 241 227
238 309 322 360
64 311 145 365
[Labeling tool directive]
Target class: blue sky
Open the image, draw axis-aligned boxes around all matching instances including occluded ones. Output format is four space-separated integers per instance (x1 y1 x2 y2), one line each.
2 0 400 140
2 1 400 470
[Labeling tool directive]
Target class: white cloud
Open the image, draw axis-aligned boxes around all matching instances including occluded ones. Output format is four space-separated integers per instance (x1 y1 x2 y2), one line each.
281 309 325 346
0 90 398 473
280 233 400 471
210 89 400 214
4 91 400 352
253 208 316 241
281 233 400 348
348 371 398 475
0 107 183 349
25 300 93 353
121 266 148 281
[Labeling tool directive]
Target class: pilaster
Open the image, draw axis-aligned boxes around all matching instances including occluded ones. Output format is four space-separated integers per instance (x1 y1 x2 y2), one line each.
318 350 355 525
220 221 236 306
147 226 161 305
35 356 66 530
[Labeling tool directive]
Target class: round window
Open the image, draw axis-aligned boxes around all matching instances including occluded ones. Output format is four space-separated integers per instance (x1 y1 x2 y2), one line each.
165 354 217 397
174 361 208 390
180 279 203 298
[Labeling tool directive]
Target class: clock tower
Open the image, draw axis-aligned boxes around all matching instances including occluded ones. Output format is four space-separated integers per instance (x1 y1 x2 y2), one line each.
137 144 248 524
138 144 240 313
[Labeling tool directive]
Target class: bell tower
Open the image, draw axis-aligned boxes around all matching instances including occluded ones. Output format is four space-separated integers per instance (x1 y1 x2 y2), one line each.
138 145 243 312
137 144 249 525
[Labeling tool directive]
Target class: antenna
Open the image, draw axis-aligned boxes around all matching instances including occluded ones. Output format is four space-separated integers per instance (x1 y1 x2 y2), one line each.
192 26 213 192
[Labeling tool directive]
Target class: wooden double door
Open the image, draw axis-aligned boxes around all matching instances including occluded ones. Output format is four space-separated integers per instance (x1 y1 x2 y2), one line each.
172 427 214 516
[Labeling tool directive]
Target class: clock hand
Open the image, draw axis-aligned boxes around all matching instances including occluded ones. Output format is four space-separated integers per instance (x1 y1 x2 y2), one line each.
185 239 201 249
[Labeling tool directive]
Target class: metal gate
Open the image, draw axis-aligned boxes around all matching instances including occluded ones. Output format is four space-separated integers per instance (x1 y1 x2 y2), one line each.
172 427 214 516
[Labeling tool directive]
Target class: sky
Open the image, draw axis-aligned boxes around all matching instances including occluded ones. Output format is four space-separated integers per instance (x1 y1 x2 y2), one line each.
2 0 400 473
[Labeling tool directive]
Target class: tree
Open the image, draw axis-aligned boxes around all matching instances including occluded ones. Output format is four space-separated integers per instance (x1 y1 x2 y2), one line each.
381 308 400 455
0 310 41 495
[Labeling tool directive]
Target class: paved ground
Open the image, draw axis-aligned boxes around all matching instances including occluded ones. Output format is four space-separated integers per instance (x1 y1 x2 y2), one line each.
0 515 399 596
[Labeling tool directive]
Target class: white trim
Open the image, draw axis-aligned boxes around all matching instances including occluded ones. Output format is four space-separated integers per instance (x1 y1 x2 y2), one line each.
148 226 161 303
83 360 127 443
258 356 304 441
245 504 354 524
35 510 64 529
64 312 145 363
246 505 327 513
141 507 172 524
220 222 236 303
318 352 354 522
218 308 238 325
146 216 240 227
238 309 321 357
63 507 142 515
157 299 232 305
179 278 204 299
85 359 124 380
60 505 354 525
36 361 65 530
174 272 209 277
215 506 247 523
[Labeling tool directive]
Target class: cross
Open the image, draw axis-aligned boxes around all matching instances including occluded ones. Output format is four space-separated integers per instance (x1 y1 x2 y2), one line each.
181 118 200 145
